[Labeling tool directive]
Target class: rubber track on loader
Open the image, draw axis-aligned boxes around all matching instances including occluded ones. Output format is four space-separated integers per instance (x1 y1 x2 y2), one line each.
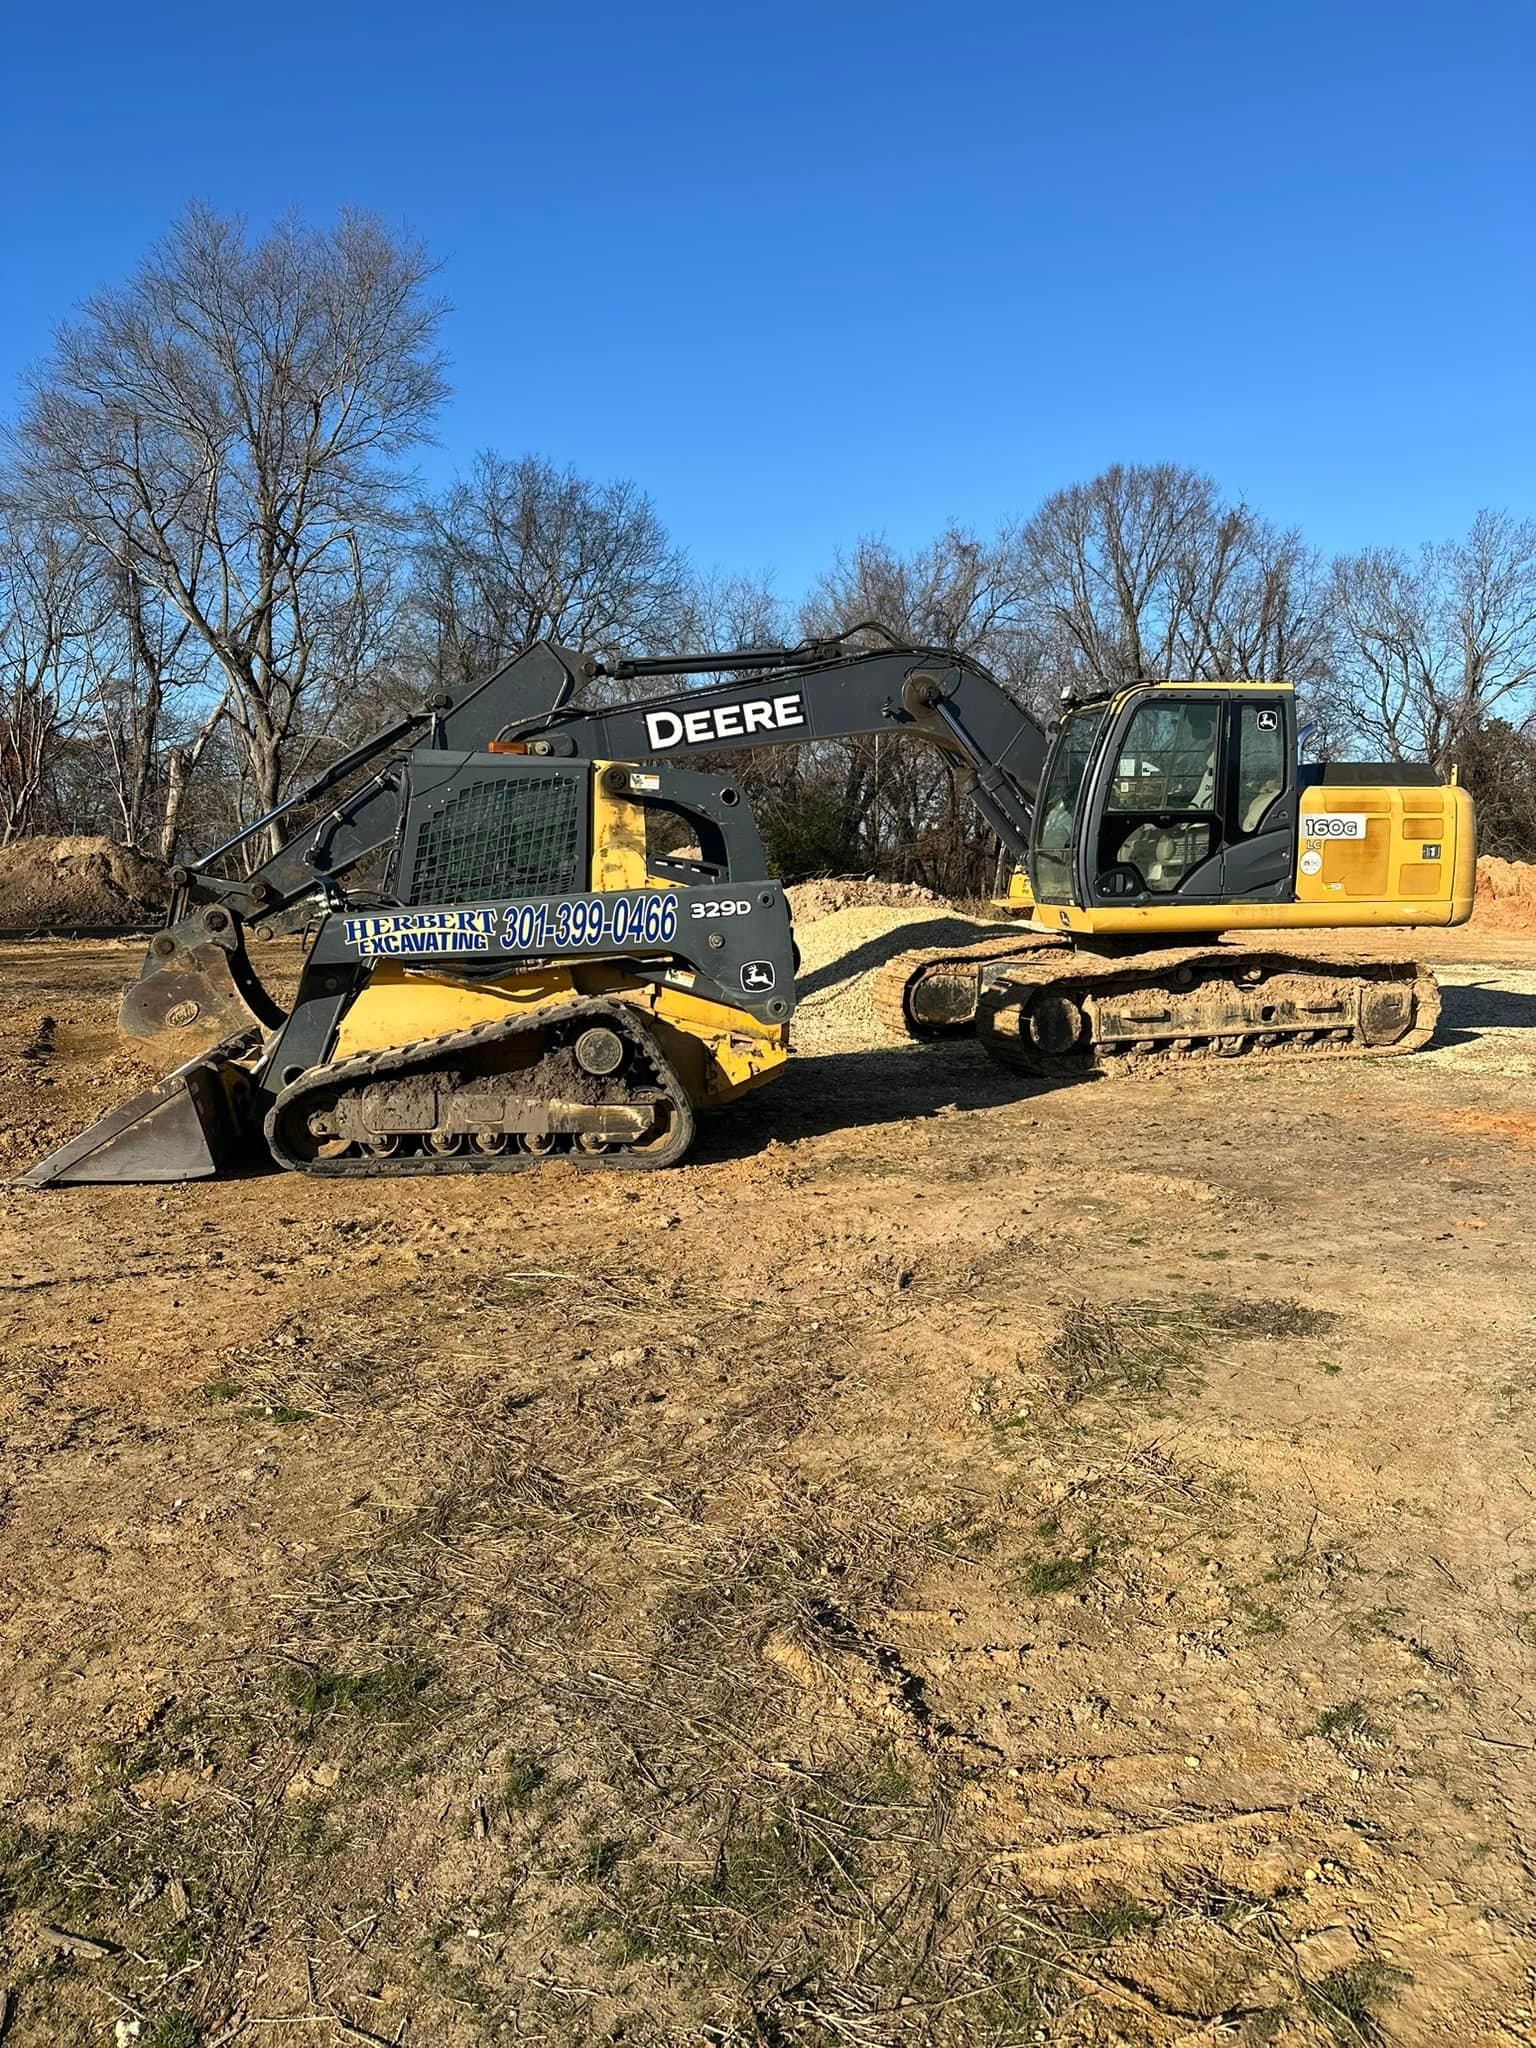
265 997 695 1177
872 930 1062 1039
974 945 1440 1078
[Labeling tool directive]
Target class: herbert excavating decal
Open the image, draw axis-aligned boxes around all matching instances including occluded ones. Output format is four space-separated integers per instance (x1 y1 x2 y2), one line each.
345 895 681 957
343 909 496 955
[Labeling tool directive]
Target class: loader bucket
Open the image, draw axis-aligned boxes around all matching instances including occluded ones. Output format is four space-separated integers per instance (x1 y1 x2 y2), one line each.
18 1034 263 1189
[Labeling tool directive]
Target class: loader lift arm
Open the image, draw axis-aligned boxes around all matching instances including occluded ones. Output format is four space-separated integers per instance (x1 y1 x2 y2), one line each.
172 642 584 923
120 642 586 1041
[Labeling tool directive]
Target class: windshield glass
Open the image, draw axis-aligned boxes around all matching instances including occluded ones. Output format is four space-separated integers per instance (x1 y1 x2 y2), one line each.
1032 709 1105 901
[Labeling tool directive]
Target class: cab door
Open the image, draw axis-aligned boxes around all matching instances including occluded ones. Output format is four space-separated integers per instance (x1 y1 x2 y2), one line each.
1220 697 1295 899
1082 690 1295 907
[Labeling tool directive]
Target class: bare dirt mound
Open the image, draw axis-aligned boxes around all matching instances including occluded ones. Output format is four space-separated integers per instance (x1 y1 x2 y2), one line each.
1473 855 1536 933
0 836 169 928
787 877 943 924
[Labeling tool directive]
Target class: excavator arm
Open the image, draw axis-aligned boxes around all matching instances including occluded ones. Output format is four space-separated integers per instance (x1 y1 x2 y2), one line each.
508 637 1049 866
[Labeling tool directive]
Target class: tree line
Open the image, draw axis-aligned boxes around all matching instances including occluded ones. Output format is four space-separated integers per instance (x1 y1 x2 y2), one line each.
3 205 1534 887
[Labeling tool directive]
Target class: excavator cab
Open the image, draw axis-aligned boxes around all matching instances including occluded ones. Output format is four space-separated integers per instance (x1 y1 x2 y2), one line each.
1025 680 1474 937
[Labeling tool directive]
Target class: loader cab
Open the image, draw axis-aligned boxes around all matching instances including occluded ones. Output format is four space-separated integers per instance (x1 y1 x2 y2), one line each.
392 751 765 906
1029 682 1298 914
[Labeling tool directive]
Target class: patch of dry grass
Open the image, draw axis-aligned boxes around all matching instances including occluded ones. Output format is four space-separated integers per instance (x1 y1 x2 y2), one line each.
1038 1294 1336 1407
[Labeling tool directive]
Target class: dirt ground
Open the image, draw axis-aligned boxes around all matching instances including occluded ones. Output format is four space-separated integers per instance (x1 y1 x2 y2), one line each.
1 929 1535 2047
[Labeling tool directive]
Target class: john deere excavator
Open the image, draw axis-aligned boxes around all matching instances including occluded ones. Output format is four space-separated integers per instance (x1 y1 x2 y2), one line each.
21 630 1474 1187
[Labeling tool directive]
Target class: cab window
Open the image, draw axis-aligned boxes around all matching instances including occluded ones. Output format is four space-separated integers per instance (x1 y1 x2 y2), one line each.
1032 709 1104 901
1098 698 1220 894
1104 699 1220 813
1235 704 1286 834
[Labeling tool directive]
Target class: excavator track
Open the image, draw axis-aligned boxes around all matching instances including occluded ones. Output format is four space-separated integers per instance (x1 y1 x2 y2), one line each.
974 946 1441 1078
266 997 695 1176
873 929 1061 1038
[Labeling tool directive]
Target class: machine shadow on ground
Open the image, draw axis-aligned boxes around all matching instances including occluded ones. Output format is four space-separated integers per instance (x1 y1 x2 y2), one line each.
792 915 1010 1002
1434 977 1536 1038
697 1041 1082 1158
707 973 1536 1162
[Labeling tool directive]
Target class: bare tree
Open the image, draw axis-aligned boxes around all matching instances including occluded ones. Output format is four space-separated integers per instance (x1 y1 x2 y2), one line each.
1021 464 1222 685
1331 511 1536 769
0 492 93 843
1454 715 1536 857
789 529 1047 890
19 203 447 852
76 560 232 857
1168 512 1332 687
804 526 1046 702
674 569 787 660
413 453 689 686
1019 462 1322 691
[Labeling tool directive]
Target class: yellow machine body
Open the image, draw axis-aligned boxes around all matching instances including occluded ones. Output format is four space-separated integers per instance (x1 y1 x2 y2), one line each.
332 962 786 1107
1289 780 1476 922
331 763 788 1108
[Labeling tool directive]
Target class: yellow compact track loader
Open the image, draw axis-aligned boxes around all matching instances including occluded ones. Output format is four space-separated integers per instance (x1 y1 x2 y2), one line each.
22 644 794 1186
21 631 1475 1187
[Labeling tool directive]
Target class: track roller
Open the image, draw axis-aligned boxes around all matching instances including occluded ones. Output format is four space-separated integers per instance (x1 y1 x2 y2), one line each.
976 947 1441 1078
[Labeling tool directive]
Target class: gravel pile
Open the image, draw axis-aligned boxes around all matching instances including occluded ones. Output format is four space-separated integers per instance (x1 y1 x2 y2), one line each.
787 877 942 924
792 903 1009 1053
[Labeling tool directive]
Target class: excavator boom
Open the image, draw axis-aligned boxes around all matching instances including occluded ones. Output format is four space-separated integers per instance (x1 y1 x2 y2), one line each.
513 636 1048 866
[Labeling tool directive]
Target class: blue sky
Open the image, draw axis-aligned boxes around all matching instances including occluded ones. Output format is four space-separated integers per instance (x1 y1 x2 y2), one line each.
3 0 1531 599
